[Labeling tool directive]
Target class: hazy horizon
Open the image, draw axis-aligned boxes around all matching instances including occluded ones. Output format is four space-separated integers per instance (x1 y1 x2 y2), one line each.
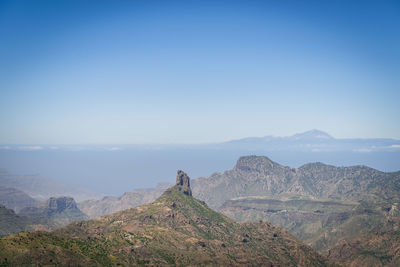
1 129 400 146
1 127 399 195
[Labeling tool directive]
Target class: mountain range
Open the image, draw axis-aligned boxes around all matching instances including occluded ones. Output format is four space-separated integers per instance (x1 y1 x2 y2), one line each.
77 155 400 218
221 129 400 152
70 155 400 266
0 171 334 266
1 139 399 265
192 155 400 209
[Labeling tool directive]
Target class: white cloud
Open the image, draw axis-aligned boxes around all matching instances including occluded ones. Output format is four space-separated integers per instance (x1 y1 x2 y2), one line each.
390 144 400 148
18 146 43 151
107 147 122 151
0 146 11 150
353 148 372 153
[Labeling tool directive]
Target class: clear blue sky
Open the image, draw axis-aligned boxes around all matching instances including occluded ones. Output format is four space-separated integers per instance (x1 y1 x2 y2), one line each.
1 0 399 144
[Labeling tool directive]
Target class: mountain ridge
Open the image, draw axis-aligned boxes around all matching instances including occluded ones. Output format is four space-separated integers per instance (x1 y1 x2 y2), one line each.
0 171 335 266
192 156 400 209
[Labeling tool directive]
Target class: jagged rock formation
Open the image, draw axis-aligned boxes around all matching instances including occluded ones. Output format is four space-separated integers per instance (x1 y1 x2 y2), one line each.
0 177 335 266
18 196 88 230
20 197 79 216
0 197 88 236
0 186 38 213
42 197 78 214
174 170 192 196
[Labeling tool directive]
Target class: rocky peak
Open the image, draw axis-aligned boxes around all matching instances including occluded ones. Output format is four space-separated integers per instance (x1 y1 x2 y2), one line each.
234 156 279 172
291 129 333 140
175 170 192 196
39 196 78 214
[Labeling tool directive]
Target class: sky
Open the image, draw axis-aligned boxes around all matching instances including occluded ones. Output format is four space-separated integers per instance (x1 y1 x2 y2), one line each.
1 0 399 144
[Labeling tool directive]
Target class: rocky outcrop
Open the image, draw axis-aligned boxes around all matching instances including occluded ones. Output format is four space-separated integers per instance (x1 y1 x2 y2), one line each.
20 196 79 216
42 197 78 214
175 170 192 196
0 197 89 236
18 196 88 230
234 155 279 172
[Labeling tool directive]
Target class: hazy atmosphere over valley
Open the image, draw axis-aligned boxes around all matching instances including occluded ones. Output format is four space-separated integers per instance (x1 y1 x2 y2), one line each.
1 0 399 266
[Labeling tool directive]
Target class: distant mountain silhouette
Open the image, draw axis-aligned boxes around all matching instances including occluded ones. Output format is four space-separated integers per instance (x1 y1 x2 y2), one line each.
290 129 333 140
222 129 400 152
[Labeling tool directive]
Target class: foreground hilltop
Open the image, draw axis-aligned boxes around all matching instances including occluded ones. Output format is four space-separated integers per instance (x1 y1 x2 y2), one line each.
0 171 333 266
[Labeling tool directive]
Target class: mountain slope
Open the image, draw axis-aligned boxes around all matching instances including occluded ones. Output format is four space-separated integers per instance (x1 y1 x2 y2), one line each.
218 195 396 254
327 227 400 267
0 171 334 266
0 205 29 236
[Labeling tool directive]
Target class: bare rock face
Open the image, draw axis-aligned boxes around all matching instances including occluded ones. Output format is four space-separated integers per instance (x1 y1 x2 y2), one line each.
175 170 192 196
41 197 78 215
19 196 86 219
